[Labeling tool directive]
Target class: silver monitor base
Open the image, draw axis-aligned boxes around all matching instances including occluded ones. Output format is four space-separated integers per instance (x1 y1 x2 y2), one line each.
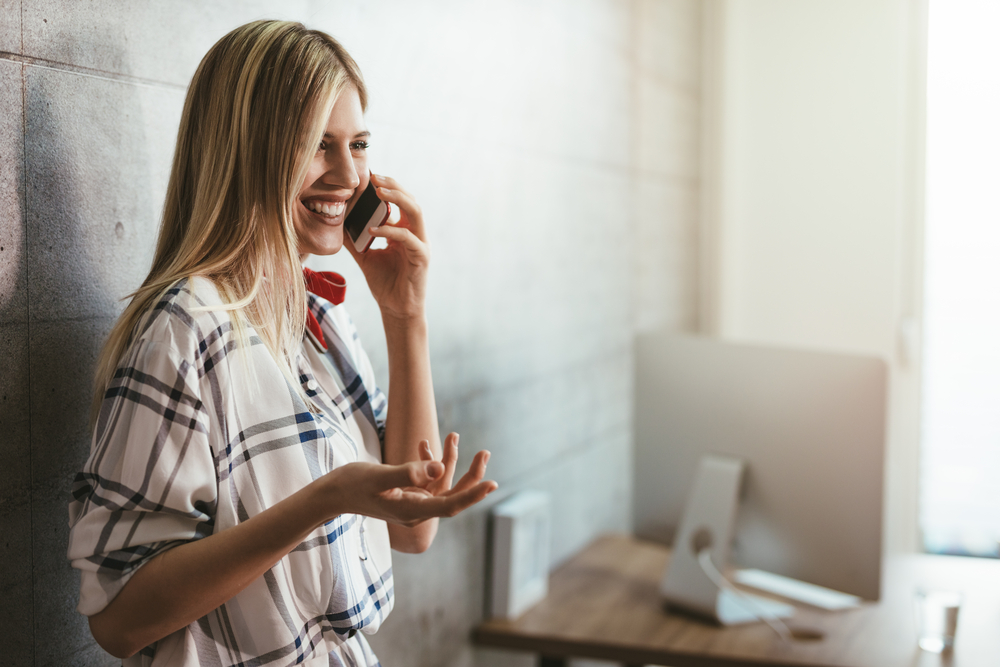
661 455 797 626
717 589 795 625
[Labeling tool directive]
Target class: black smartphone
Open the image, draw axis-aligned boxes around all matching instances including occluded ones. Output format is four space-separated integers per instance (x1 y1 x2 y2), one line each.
344 178 391 253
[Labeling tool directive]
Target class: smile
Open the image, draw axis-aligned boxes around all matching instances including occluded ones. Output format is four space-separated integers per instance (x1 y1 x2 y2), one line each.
303 200 346 219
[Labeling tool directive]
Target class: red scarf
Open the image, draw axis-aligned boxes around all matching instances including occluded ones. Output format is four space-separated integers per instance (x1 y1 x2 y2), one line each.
303 267 347 349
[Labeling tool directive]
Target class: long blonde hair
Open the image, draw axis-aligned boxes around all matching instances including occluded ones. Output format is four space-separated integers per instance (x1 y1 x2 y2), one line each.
92 20 367 422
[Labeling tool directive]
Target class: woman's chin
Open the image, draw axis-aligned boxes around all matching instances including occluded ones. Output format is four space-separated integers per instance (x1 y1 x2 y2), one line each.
294 207 347 257
297 231 346 257
301 245 345 258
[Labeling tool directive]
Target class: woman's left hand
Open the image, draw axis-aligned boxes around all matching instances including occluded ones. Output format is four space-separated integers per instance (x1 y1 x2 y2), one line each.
345 174 429 323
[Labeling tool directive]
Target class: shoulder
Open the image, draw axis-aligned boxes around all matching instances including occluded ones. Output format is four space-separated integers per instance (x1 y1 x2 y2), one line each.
131 276 235 369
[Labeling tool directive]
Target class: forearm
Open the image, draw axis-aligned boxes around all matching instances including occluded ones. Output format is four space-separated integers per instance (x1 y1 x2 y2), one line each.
382 314 440 462
89 479 331 658
381 313 441 551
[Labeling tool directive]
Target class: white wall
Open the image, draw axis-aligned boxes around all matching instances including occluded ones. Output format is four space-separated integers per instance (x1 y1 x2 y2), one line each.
701 0 927 553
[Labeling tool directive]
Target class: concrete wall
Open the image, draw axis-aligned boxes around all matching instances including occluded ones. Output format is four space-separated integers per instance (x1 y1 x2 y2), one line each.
0 1 702 665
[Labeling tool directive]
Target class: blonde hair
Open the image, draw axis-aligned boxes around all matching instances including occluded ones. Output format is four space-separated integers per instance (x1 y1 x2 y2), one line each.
92 20 367 422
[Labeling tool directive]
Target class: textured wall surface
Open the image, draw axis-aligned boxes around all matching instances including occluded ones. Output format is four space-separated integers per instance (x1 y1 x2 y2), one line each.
0 1 701 665
633 0 701 335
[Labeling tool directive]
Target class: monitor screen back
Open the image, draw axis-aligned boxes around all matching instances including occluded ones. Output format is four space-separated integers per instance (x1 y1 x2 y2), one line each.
633 334 887 600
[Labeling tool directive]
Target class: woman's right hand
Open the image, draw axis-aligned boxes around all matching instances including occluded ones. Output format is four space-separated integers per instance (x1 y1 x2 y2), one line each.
320 453 497 527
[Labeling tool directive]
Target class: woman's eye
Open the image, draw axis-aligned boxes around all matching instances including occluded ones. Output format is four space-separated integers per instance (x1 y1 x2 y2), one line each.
351 140 370 151
317 141 328 153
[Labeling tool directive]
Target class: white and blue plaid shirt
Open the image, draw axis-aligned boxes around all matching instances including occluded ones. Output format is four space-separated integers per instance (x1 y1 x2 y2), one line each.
68 276 393 667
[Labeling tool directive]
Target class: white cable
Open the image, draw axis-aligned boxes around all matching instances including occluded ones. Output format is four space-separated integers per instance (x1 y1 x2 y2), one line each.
696 548 792 641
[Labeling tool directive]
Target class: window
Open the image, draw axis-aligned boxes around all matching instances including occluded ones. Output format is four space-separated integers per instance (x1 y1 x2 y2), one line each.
922 0 1000 557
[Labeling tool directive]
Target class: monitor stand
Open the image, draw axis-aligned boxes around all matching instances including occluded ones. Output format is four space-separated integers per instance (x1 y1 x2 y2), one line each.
660 455 794 625
717 589 794 624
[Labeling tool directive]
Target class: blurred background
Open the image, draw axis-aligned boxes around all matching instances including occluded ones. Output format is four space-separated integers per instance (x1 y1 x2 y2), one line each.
2 0 997 665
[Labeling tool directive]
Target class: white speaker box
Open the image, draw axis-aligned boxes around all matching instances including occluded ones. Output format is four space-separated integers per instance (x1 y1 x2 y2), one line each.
489 491 551 619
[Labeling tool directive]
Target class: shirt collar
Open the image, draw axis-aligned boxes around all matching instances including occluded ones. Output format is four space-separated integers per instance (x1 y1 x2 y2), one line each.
303 267 347 349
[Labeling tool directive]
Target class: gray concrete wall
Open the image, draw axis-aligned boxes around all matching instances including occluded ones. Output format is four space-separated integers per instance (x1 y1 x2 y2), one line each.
0 1 701 665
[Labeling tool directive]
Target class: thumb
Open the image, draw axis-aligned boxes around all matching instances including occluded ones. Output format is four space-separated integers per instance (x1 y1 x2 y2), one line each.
380 460 444 490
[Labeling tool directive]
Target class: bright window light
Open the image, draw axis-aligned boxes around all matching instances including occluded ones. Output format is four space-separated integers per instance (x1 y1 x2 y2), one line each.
922 0 1000 557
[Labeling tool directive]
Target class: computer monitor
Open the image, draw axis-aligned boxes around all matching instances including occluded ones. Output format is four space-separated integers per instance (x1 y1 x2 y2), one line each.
633 334 888 600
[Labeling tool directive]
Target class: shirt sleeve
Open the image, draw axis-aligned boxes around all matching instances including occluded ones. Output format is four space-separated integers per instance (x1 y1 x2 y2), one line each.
67 339 216 616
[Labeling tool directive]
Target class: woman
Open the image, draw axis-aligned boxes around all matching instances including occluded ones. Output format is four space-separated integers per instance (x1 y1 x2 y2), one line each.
67 20 496 666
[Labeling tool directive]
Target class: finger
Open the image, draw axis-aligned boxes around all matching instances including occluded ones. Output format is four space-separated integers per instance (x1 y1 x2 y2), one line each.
370 174 418 219
436 479 499 517
418 439 433 461
370 173 407 193
446 462 485 495
392 479 498 523
379 486 432 502
446 450 491 495
368 225 428 262
416 440 444 494
440 433 459 488
373 185 425 240
425 434 457 495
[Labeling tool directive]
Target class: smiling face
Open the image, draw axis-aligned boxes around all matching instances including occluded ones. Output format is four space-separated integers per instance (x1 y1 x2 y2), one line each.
294 86 370 257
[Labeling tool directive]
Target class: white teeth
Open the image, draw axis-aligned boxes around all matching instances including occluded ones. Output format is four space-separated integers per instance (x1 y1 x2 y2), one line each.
304 200 345 217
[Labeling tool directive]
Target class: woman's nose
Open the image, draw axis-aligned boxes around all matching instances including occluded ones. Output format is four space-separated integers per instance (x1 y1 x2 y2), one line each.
322 147 360 190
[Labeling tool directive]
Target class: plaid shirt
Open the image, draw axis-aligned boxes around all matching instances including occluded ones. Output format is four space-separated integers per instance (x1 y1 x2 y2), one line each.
68 276 393 667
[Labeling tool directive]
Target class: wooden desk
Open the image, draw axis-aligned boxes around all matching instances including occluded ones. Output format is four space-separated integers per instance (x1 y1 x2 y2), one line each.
473 535 1000 667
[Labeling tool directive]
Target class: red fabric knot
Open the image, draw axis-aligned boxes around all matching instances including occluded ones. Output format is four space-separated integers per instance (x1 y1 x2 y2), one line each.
303 267 347 349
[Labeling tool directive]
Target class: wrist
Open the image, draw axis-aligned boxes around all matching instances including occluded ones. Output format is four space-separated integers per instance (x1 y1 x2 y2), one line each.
305 471 348 527
381 310 428 336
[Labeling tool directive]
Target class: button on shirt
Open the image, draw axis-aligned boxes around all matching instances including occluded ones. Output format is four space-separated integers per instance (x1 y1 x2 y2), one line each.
67 277 393 667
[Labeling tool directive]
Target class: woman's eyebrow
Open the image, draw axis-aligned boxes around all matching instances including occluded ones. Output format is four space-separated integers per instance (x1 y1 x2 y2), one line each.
323 131 371 140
